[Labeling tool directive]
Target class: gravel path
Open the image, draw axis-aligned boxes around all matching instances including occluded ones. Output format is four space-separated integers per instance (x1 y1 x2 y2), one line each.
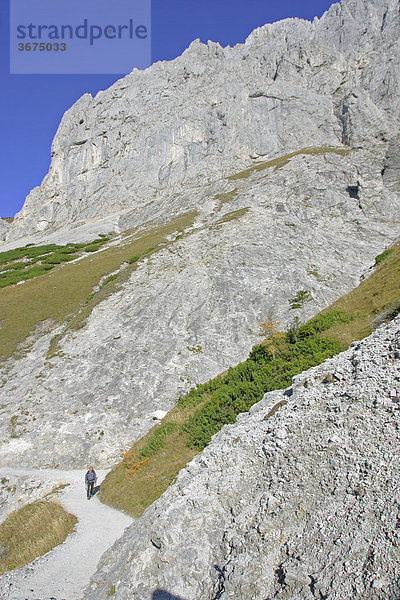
0 468 133 600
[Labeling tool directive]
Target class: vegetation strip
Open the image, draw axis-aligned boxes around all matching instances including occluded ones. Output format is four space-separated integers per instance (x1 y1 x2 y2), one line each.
100 240 400 517
227 146 353 181
0 238 109 289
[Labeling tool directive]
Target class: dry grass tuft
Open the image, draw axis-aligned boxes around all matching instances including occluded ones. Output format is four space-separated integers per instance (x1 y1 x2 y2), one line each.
227 146 353 181
321 240 400 346
0 500 77 574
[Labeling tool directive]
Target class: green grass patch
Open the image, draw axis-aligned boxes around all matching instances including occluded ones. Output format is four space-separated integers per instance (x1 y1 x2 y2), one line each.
0 500 77 575
375 248 394 266
101 273 119 287
227 146 353 181
128 254 140 264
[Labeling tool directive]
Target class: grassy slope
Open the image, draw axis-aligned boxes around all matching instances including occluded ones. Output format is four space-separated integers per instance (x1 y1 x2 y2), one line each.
100 240 400 517
0 238 110 289
323 240 400 346
0 500 77 575
0 213 195 361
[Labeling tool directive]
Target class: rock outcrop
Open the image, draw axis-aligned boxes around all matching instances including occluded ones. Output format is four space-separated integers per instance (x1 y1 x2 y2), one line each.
85 315 400 600
0 0 399 469
0 219 10 241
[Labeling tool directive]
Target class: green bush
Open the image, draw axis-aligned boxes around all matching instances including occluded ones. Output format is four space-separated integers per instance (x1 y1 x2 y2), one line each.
296 310 353 339
177 376 225 409
181 320 346 450
0 261 31 272
42 253 74 265
128 254 141 264
69 243 87 249
137 422 178 459
375 248 394 266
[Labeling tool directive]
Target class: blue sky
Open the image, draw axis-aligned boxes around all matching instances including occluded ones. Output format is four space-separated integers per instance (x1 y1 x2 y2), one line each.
0 0 337 218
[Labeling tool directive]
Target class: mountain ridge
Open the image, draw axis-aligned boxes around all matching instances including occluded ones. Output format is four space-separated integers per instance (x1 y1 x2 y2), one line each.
2 0 399 245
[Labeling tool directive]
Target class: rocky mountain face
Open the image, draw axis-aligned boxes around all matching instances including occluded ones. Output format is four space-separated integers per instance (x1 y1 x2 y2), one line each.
0 220 10 241
0 0 399 470
3 0 399 244
85 316 400 600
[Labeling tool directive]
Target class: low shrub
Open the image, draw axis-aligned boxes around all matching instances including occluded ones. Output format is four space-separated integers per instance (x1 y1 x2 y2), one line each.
296 310 353 339
375 248 394 266
101 273 119 287
0 264 54 287
181 316 347 450
128 254 140 264
137 422 178 459
42 253 74 265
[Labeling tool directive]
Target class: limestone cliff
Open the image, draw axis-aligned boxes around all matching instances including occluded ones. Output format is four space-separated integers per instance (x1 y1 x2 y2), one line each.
3 0 399 243
0 0 399 469
0 219 10 241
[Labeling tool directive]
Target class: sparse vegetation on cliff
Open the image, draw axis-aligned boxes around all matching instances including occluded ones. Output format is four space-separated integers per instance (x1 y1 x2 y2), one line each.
0 238 108 288
100 239 400 517
100 310 349 515
0 212 196 360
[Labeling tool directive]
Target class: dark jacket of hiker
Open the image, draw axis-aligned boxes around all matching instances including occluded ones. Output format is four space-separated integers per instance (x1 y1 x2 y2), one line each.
85 469 97 484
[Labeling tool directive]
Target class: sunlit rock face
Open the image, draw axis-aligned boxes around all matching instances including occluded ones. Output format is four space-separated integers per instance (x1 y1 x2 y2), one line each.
0 220 10 240
85 317 400 600
4 0 399 243
0 0 399 471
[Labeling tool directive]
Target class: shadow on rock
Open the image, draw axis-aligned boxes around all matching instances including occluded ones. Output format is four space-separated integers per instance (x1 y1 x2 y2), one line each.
152 590 187 600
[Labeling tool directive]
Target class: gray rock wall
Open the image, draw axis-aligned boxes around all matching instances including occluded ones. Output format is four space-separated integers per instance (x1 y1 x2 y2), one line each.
0 219 10 241
0 143 399 468
85 316 400 600
0 0 400 469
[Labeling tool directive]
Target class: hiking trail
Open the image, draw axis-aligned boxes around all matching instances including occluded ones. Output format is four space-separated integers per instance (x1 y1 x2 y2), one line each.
0 467 133 600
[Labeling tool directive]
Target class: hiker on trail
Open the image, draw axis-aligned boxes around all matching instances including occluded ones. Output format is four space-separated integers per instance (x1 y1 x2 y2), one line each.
85 466 97 500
